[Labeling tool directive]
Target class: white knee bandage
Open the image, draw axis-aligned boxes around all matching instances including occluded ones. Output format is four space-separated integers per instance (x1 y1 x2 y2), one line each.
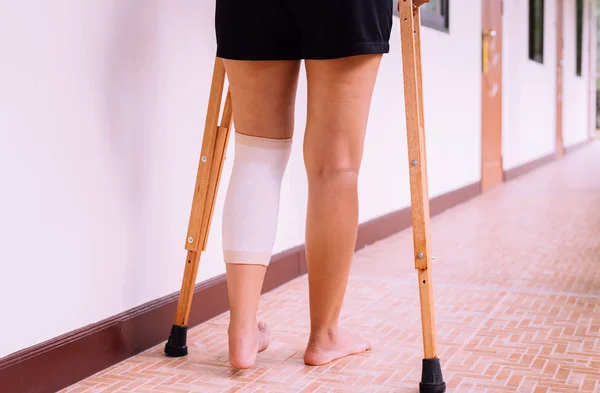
222 132 292 266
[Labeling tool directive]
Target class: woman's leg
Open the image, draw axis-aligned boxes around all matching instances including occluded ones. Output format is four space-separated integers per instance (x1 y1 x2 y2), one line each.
302 54 383 366
221 59 301 369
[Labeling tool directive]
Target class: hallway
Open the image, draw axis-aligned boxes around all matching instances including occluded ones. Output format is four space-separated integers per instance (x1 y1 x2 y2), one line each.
61 142 600 393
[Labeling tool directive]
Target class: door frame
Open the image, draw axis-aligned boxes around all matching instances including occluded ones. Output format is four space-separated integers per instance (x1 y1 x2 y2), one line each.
587 0 596 140
481 0 504 192
556 0 565 156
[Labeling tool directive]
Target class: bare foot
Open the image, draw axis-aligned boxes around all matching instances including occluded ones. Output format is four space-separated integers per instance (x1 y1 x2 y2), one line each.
228 322 271 369
303 328 372 366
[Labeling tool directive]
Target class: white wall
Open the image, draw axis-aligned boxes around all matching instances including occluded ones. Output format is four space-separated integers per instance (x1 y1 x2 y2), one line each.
563 0 594 146
502 0 558 170
0 1 482 358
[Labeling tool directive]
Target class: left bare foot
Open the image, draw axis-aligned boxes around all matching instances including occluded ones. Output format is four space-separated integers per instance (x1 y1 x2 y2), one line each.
228 321 271 369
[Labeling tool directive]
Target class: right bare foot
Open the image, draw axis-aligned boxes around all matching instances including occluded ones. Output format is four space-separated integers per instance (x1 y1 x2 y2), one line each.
303 328 371 366
228 321 271 369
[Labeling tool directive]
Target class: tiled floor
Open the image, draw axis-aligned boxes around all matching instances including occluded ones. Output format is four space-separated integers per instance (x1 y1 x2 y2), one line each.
61 142 600 393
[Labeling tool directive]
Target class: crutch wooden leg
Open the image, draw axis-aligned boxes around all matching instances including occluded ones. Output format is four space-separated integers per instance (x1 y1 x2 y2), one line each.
164 58 233 357
399 1 446 392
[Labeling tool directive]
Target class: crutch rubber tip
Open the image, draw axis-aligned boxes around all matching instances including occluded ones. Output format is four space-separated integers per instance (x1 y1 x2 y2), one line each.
164 325 188 357
419 357 446 393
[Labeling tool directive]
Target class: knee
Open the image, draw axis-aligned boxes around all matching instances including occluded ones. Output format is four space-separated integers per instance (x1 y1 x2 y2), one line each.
304 155 361 184
303 132 364 184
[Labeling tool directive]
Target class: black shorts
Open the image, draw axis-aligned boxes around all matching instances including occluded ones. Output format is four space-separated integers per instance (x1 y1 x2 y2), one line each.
215 0 394 60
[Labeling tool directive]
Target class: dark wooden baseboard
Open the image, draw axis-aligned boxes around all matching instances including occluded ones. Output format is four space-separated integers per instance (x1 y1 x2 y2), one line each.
355 182 481 250
0 180 479 393
503 140 592 182
564 139 591 154
503 153 555 181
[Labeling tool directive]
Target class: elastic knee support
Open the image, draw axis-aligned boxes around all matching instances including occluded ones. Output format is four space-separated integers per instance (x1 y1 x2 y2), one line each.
222 132 292 266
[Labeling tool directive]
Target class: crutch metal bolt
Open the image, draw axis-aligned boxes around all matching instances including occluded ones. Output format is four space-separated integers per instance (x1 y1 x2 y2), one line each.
165 1 446 392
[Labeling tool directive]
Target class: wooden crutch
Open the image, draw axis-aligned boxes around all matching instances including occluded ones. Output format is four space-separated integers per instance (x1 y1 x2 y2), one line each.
164 57 232 357
399 1 446 392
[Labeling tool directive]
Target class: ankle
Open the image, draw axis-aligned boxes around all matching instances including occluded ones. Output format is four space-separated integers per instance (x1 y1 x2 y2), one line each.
228 320 257 337
309 324 340 343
